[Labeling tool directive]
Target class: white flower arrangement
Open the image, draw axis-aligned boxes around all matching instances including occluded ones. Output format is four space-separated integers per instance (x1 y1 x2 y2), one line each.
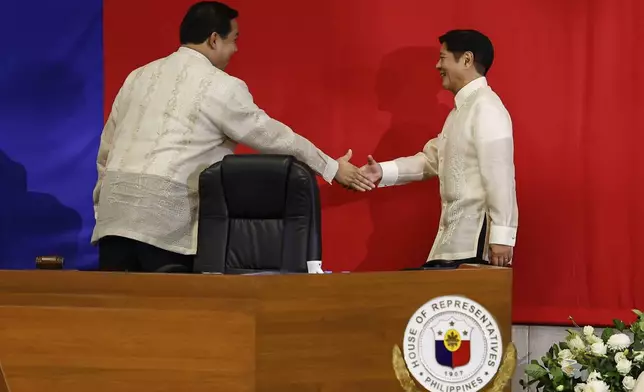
522 310 644 392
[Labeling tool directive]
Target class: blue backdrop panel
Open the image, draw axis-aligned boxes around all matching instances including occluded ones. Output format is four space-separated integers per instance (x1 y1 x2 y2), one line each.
0 0 103 269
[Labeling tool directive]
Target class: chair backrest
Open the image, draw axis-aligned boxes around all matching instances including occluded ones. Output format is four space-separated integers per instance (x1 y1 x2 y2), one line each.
194 154 322 274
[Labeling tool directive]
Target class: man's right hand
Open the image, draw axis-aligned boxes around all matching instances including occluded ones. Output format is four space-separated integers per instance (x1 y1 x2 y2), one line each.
360 155 383 184
334 149 375 192
489 244 513 267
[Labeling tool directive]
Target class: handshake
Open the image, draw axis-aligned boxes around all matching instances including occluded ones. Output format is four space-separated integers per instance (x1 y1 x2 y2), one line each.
333 149 383 192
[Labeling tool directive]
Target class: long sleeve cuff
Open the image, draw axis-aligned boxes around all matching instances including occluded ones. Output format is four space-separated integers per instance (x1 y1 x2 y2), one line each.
489 225 517 247
322 159 339 184
378 161 399 187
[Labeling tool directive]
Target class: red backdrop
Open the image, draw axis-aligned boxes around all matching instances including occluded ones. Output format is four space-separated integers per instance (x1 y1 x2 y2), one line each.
104 0 644 326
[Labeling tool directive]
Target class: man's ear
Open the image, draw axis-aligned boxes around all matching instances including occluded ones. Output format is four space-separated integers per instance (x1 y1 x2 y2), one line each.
207 32 219 49
462 51 474 69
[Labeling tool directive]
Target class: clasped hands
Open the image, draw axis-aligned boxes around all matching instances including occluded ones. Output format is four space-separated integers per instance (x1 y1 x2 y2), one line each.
334 151 382 192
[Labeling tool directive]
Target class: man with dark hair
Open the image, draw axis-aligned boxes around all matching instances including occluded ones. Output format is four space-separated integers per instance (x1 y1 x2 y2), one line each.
361 29 518 268
92 1 374 272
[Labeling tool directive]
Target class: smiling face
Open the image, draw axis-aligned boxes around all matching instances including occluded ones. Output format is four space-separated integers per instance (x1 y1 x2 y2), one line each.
178 2 240 70
207 18 239 70
435 43 470 94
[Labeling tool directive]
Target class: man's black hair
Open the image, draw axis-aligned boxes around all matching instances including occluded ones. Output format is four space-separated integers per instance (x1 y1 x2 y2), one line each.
180 1 239 44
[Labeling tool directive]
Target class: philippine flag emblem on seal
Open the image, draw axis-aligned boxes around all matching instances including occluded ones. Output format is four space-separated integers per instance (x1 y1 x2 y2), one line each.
432 317 473 369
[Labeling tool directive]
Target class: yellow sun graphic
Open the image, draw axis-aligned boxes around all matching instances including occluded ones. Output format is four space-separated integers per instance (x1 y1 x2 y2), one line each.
443 329 462 352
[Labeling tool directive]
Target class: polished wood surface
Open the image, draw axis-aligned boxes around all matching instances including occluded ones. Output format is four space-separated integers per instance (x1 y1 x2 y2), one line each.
0 269 512 391
0 362 11 392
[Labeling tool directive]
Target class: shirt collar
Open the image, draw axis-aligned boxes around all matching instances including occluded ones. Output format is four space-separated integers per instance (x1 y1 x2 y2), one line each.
177 46 213 66
454 77 487 109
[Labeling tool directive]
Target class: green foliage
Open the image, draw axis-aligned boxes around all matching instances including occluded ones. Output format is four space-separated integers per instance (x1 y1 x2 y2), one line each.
522 310 644 392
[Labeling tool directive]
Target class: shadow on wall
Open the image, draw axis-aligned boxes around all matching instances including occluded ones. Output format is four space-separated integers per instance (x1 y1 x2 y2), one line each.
0 150 82 269
321 46 451 270
358 46 450 271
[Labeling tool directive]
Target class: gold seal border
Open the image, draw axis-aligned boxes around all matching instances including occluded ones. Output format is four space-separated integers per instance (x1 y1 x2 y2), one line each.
392 342 517 392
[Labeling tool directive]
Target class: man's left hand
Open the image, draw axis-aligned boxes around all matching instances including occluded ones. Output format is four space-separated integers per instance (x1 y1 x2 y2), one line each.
489 244 513 266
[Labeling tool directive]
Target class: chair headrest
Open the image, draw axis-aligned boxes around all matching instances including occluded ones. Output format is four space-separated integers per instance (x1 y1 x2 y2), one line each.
221 154 294 218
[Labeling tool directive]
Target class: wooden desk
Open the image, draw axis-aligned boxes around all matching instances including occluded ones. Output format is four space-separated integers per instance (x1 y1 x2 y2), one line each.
0 269 511 391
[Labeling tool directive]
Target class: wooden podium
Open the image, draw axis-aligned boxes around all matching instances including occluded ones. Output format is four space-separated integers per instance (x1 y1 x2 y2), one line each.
0 267 511 392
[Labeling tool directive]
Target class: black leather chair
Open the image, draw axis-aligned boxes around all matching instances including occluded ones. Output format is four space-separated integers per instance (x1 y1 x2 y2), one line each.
194 154 322 274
